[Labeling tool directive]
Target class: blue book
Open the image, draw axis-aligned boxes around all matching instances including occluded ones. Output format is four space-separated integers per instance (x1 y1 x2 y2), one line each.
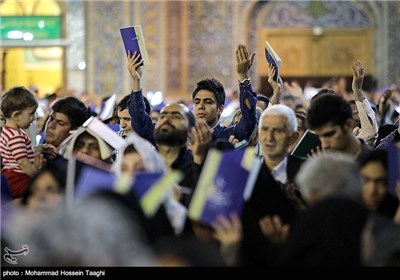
120 25 150 65
388 143 400 197
132 170 182 217
75 164 116 200
265 40 281 82
75 162 182 217
189 147 256 225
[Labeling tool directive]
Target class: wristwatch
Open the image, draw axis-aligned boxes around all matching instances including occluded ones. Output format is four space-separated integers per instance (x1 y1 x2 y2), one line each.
239 77 251 87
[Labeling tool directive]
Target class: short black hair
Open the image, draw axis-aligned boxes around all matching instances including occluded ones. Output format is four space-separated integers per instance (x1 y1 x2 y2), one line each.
306 93 352 130
311 88 337 101
117 95 130 111
117 95 150 115
358 149 387 170
192 78 225 107
51 97 89 129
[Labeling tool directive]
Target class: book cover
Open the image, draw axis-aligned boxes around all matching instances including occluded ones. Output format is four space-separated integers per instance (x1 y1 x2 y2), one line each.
120 25 150 65
60 116 124 161
388 143 399 197
188 147 256 225
75 163 182 217
264 40 281 82
75 163 116 200
133 170 182 217
83 116 125 151
291 129 321 158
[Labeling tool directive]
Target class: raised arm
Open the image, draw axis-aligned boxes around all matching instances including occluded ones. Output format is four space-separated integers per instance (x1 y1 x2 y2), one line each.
233 44 257 141
126 51 156 145
351 59 378 144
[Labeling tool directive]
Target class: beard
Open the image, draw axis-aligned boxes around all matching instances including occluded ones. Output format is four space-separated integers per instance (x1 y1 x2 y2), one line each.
154 125 188 147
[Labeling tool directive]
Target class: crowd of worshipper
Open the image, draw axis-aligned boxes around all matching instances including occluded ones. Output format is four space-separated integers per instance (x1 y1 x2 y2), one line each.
1 44 400 267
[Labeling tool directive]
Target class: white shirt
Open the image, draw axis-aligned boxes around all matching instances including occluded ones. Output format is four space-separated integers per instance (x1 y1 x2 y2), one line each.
271 157 288 185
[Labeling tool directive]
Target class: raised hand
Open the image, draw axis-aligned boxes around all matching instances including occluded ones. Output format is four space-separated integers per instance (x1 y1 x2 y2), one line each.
127 51 144 91
351 59 365 101
212 213 242 266
268 64 282 105
378 89 392 117
284 81 309 109
236 44 256 82
259 215 289 244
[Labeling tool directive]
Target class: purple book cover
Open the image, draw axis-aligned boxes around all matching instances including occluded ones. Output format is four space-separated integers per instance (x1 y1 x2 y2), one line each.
132 172 163 199
75 164 115 200
190 148 252 225
120 25 149 65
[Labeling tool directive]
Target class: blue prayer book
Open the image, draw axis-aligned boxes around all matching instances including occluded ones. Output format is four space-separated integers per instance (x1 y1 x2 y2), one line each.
189 147 256 225
120 25 150 65
265 40 281 82
75 161 182 217
75 164 116 199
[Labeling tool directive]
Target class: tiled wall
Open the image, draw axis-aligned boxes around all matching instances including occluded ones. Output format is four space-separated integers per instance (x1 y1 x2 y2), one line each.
78 0 399 100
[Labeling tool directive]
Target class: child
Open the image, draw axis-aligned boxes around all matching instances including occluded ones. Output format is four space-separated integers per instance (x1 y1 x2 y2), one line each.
0 86 43 198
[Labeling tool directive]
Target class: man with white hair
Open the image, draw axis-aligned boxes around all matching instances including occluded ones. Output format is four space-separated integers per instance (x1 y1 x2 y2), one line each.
240 104 306 267
295 153 362 205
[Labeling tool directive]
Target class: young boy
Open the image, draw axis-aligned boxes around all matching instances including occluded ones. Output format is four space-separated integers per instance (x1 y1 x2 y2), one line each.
0 86 43 198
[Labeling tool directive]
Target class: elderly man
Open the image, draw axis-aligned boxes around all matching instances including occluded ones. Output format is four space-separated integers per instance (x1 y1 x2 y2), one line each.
240 104 306 267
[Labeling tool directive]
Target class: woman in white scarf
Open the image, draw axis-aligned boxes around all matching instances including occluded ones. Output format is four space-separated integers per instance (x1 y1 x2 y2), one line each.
112 132 166 177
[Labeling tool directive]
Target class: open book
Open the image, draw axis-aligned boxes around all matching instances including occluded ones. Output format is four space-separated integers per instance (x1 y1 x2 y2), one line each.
265 40 281 82
120 25 150 65
99 94 117 122
59 116 125 160
291 129 321 158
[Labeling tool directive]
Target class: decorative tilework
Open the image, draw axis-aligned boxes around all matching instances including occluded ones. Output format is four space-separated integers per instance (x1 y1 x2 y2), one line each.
188 1 233 94
87 1 125 96
262 1 371 28
78 1 400 101
66 0 85 70
166 2 182 90
137 1 164 94
387 1 400 85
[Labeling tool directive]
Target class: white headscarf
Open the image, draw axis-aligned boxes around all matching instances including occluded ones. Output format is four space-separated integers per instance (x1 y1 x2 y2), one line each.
112 132 166 177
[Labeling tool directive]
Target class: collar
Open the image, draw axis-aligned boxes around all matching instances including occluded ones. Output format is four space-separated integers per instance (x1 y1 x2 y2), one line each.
271 156 288 185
